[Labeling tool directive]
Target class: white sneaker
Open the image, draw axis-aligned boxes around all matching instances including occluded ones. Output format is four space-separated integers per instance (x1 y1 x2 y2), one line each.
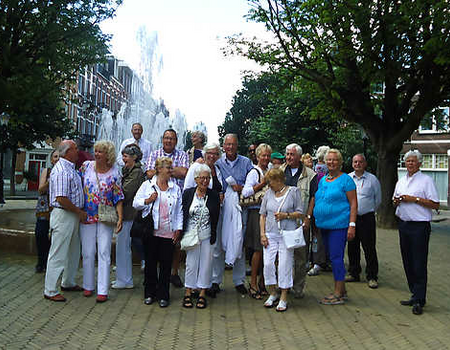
111 281 134 289
308 264 321 276
141 260 145 272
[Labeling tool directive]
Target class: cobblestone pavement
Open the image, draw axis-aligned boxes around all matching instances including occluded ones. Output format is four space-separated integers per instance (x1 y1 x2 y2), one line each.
1 222 449 350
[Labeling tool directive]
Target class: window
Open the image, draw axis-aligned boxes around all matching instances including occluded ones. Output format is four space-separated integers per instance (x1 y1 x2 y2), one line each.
421 154 432 168
419 107 449 133
436 155 448 169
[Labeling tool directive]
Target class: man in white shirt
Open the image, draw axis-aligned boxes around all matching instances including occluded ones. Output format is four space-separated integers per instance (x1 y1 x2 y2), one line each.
346 154 381 289
393 150 439 315
116 123 152 168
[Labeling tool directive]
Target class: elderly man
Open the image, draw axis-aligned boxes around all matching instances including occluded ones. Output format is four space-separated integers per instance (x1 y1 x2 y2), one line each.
44 140 87 302
346 154 381 288
210 134 254 296
187 130 206 165
393 150 439 315
280 143 317 298
146 128 189 288
117 123 153 168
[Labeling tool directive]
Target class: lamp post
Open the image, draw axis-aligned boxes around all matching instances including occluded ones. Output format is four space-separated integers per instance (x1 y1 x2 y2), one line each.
0 113 10 205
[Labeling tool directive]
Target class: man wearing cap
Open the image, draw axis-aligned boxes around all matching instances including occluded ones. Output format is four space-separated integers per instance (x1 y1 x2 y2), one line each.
271 152 285 168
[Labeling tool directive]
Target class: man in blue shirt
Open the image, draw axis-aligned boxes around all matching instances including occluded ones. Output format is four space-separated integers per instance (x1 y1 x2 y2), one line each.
210 134 253 296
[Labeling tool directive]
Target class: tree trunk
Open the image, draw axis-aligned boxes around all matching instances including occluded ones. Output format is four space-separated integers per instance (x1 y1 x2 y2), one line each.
376 146 400 229
9 149 16 197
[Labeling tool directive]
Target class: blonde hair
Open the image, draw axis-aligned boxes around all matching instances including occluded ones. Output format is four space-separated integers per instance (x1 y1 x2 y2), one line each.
155 157 173 174
256 143 273 158
325 148 343 165
265 168 285 184
94 140 116 166
301 153 312 162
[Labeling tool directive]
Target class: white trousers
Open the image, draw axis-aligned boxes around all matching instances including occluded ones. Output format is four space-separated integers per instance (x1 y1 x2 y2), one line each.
185 238 213 289
263 232 294 289
44 208 81 297
115 220 133 286
80 222 113 295
211 211 246 286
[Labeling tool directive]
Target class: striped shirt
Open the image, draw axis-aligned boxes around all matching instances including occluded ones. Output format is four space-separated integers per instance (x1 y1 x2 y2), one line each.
145 148 189 189
49 157 84 209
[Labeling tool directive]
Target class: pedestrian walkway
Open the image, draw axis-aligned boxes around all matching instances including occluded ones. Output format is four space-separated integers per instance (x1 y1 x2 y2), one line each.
0 220 449 350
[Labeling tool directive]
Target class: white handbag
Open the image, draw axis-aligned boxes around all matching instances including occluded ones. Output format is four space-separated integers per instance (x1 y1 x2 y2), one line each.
180 195 207 251
277 188 306 249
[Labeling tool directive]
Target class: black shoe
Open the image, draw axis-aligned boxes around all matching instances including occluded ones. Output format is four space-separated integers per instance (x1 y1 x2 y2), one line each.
159 299 169 308
211 283 221 293
235 284 247 295
170 274 183 288
206 289 217 298
225 264 233 270
400 298 414 306
35 265 45 273
412 303 423 315
345 275 360 282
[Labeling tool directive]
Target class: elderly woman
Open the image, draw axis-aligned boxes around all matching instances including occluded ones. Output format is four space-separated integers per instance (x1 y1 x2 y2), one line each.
242 143 272 299
260 168 303 312
34 149 59 273
393 150 439 315
301 153 314 169
133 157 183 307
79 140 124 303
306 148 356 305
112 144 144 290
181 164 220 309
314 146 330 182
184 142 222 192
187 131 206 165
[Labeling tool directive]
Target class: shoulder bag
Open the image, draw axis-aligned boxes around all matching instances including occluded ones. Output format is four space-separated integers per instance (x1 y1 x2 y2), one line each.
130 185 156 238
180 195 207 251
95 167 118 226
277 187 305 249
239 168 268 207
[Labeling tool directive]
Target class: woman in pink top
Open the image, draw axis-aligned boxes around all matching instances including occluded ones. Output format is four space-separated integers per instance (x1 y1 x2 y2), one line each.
133 157 183 307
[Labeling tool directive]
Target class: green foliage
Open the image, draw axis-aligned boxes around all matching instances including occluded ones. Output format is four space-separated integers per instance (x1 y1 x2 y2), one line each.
0 0 122 152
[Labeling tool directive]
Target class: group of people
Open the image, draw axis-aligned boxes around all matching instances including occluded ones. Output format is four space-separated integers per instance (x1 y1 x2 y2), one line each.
37 123 439 315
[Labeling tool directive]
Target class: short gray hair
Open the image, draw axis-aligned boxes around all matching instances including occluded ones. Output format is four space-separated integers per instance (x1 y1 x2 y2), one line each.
285 143 303 156
194 163 211 178
203 142 221 156
404 150 422 163
316 145 330 162
224 133 238 142
58 140 72 157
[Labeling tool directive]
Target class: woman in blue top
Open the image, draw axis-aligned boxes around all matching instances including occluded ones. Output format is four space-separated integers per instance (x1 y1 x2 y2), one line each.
310 149 357 305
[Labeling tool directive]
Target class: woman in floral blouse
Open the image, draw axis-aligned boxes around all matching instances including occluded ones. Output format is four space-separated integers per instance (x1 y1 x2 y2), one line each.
79 140 124 303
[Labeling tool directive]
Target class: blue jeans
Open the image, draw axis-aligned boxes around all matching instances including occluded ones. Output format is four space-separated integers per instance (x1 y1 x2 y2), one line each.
321 228 348 281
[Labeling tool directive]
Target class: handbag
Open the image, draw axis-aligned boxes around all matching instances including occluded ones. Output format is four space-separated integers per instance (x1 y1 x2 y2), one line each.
130 185 156 238
277 188 306 249
239 168 268 207
95 167 118 226
180 195 208 251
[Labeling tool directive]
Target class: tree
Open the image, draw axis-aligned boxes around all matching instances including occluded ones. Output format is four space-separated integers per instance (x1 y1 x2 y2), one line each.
229 0 450 227
0 0 121 195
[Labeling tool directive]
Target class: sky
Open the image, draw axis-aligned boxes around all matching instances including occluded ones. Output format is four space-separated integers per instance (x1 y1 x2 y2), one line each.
101 0 268 142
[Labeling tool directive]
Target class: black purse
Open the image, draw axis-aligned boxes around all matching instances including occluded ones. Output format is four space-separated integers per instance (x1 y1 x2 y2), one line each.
130 186 156 239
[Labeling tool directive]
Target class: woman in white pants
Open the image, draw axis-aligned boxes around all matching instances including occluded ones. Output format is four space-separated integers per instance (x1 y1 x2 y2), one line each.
112 144 144 289
259 168 303 312
181 164 221 309
79 140 124 303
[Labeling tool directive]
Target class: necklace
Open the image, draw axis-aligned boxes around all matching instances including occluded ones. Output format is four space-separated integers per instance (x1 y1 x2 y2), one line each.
327 173 339 180
276 186 286 194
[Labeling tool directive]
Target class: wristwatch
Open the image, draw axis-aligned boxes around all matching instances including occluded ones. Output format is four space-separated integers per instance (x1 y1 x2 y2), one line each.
349 222 356 227
306 214 312 219
416 197 420 204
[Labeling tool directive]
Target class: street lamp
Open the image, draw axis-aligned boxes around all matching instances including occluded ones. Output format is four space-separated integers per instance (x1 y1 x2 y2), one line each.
0 113 10 205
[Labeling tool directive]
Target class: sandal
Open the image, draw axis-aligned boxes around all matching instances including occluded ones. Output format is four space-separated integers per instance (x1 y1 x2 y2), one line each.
276 300 288 312
182 296 193 308
264 295 280 308
319 294 344 305
258 282 269 296
196 296 207 309
248 286 262 300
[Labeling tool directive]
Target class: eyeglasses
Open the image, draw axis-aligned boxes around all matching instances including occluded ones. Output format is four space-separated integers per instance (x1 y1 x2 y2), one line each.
196 176 210 181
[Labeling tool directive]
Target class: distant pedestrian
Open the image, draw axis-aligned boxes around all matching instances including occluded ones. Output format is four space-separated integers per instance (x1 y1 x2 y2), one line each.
346 154 381 289
393 150 439 315
44 140 86 302
117 123 153 169
187 131 206 165
34 149 59 273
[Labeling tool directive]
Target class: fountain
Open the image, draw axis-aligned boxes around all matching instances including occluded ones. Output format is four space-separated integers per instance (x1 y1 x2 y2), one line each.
97 28 188 152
